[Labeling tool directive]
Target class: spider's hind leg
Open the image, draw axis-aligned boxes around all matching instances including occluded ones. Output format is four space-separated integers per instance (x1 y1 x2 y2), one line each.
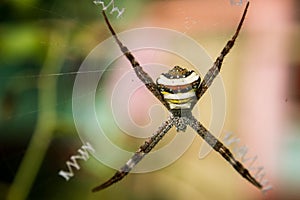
101 10 170 110
196 2 249 100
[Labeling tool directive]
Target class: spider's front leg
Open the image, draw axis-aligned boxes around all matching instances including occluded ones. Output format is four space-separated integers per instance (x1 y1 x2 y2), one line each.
195 2 249 100
102 11 170 110
187 115 262 189
92 117 174 192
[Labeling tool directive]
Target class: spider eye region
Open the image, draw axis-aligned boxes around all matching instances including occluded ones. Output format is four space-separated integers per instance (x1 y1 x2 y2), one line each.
156 66 201 110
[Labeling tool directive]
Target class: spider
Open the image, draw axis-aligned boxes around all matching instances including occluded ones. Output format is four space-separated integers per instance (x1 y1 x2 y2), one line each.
92 1 263 192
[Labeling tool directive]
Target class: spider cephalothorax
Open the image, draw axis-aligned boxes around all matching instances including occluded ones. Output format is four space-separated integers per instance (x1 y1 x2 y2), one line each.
93 2 263 193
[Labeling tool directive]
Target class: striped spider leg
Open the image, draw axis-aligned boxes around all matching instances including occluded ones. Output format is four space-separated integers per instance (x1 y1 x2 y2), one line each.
93 1 262 192
92 117 175 192
102 10 170 111
187 115 262 189
194 2 249 103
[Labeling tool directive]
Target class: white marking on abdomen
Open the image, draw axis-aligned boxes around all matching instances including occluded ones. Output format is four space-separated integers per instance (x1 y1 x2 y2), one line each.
157 72 199 86
168 102 191 109
163 91 195 100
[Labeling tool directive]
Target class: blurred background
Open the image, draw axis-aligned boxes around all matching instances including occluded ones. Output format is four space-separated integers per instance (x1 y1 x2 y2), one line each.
0 0 299 199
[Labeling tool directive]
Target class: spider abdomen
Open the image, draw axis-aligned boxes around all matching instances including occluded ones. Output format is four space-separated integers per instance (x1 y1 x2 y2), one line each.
161 90 196 109
156 66 201 110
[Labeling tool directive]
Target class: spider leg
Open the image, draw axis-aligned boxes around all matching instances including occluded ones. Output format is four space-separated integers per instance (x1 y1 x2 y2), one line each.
102 11 170 110
187 115 262 189
195 2 249 100
92 117 174 192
